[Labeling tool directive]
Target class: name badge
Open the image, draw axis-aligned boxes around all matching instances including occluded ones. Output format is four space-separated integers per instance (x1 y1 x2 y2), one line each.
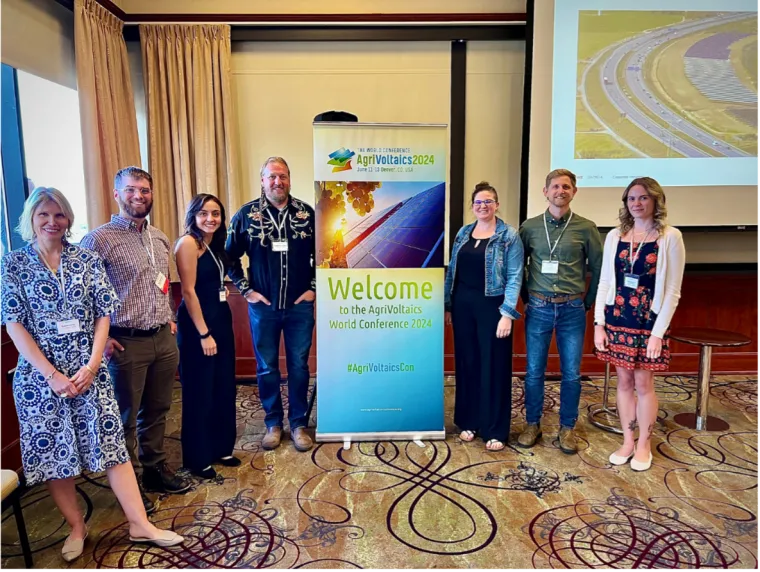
624 273 640 289
272 240 289 252
155 272 169 294
219 288 227 302
541 260 559 274
57 319 81 334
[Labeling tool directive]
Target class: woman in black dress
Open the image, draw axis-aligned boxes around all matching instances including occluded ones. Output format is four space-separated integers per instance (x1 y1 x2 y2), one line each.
594 177 685 472
175 194 239 478
444 182 524 451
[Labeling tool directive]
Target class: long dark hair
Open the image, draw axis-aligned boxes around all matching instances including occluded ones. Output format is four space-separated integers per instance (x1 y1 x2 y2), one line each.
183 194 229 265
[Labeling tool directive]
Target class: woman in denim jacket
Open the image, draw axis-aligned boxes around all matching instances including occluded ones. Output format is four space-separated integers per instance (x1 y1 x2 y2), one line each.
444 182 524 451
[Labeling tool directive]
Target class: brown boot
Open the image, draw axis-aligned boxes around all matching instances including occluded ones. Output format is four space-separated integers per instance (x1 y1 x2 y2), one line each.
516 423 542 448
292 427 313 452
558 426 578 455
262 426 282 450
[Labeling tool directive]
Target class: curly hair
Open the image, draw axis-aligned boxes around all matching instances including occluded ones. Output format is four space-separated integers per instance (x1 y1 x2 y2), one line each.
471 181 498 203
618 177 668 235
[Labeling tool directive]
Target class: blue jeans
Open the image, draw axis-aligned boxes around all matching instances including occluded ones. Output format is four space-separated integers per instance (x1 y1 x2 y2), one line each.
247 301 315 429
524 294 586 428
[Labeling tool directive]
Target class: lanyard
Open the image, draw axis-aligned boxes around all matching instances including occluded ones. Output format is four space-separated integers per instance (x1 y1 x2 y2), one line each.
204 243 225 287
267 208 288 239
36 246 68 310
141 225 156 267
543 211 574 260
629 228 654 271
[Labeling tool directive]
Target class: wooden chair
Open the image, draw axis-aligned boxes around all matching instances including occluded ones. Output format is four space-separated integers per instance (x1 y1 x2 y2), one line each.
1 469 33 568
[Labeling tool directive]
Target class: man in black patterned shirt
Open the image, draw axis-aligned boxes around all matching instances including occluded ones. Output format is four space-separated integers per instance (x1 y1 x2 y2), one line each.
226 157 316 453
81 167 190 510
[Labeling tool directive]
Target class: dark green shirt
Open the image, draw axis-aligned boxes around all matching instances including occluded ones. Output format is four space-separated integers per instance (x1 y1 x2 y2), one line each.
519 209 603 310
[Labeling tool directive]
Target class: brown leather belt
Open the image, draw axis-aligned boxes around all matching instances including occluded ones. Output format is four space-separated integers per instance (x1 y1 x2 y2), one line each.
529 291 583 303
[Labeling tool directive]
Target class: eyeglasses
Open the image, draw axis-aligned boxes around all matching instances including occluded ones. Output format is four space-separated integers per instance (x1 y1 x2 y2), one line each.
121 186 152 196
473 199 496 206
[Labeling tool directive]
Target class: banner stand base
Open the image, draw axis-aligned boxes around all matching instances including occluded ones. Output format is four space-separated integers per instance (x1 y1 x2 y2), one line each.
317 430 446 443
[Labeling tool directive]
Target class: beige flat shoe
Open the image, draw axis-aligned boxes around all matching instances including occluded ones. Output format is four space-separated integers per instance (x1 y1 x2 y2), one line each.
129 530 185 547
62 531 88 562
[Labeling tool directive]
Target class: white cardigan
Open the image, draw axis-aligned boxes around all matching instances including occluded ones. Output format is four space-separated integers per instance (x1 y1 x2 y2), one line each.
594 225 686 339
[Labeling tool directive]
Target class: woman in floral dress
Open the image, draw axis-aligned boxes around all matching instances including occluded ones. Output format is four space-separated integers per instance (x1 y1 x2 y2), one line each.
1 188 183 562
593 178 685 472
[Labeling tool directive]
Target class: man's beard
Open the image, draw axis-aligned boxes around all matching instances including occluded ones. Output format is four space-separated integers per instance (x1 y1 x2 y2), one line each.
122 199 153 219
264 185 289 206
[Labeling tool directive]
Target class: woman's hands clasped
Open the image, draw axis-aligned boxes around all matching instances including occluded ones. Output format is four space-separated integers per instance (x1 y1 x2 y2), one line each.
46 370 79 399
70 364 96 394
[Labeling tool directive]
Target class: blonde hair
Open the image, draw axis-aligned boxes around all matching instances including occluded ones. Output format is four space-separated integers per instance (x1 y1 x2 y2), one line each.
545 169 577 190
16 187 75 243
618 177 668 235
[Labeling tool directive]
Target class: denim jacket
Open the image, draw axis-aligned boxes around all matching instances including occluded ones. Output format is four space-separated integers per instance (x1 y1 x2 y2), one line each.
444 218 524 319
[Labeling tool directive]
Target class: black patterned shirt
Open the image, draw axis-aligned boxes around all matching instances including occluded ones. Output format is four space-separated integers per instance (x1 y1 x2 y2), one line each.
226 197 316 310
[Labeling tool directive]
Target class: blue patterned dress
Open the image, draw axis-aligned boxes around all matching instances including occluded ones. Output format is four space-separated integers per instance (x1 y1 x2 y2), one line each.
1 243 130 486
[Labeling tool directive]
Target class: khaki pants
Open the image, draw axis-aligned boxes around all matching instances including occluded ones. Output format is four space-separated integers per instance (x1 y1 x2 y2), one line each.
108 325 179 469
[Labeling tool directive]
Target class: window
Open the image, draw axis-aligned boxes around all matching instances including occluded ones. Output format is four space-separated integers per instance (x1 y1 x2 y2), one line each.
1 64 28 255
16 70 88 243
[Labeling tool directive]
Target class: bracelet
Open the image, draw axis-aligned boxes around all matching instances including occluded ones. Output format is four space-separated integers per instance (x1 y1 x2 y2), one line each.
44 369 56 383
85 364 97 376
199 330 212 339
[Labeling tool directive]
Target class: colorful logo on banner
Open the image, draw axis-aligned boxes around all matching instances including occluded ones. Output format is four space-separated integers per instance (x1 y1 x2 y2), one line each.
327 147 355 172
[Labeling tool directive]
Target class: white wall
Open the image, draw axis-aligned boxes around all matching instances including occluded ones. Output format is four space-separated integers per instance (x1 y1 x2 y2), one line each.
1 0 76 89
230 41 451 207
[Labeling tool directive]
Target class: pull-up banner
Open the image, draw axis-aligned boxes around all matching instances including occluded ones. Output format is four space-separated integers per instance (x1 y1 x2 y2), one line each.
313 123 447 442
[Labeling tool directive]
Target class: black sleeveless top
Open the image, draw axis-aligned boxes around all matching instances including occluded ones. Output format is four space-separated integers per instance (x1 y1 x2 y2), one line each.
178 248 229 324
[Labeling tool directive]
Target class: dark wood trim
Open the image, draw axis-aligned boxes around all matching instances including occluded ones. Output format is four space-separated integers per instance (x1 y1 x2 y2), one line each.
53 0 127 20
125 24 526 43
224 25 525 43
449 40 467 257
683 263 757 272
598 226 758 233
519 0 535 225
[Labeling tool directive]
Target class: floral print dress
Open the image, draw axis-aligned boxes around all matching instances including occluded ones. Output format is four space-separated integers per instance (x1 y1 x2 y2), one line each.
1 243 129 485
596 240 671 371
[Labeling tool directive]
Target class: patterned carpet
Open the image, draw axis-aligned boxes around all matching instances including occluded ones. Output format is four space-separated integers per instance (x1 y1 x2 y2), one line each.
1 374 757 568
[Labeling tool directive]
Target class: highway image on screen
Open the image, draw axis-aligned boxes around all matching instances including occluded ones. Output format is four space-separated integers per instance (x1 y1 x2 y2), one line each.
575 10 757 159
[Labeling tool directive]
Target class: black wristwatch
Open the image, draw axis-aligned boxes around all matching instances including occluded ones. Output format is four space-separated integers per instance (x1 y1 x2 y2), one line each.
199 330 212 339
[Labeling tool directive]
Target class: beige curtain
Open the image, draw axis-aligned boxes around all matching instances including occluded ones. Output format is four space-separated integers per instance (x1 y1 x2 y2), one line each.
139 24 241 244
74 0 142 229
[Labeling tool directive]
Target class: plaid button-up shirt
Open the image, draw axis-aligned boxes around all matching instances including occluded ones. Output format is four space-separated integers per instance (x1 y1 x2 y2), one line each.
80 215 175 329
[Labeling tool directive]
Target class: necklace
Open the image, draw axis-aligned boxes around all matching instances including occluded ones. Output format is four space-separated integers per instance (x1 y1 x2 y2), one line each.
474 240 481 248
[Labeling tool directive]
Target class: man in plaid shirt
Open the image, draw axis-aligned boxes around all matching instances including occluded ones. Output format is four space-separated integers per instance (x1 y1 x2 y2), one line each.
81 167 190 512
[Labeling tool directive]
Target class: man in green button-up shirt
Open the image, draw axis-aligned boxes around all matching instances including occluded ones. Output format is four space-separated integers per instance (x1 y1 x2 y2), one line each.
516 169 603 455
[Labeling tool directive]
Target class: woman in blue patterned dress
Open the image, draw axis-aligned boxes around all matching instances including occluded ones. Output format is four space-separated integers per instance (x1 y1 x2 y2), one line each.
1 188 184 561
